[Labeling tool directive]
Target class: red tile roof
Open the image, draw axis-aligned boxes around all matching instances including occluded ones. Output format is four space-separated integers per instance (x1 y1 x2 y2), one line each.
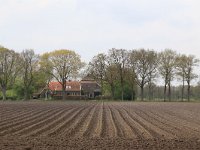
48 81 81 92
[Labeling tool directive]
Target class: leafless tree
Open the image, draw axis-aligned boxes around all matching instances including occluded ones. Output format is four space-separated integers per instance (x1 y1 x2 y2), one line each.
129 49 158 101
158 49 177 101
109 48 128 101
146 50 159 100
176 54 187 101
184 55 199 101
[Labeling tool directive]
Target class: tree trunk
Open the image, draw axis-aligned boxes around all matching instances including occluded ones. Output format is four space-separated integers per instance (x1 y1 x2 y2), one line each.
62 85 65 100
24 89 28 100
121 90 124 101
111 83 115 100
148 82 152 101
148 76 152 101
168 81 171 101
187 80 190 102
148 85 150 101
141 85 144 101
131 84 134 101
62 79 66 100
2 87 6 101
182 76 185 101
164 83 167 102
121 76 124 101
131 91 134 101
100 79 103 100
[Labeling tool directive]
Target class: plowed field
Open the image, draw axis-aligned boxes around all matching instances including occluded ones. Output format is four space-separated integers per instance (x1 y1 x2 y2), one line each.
1 101 200 149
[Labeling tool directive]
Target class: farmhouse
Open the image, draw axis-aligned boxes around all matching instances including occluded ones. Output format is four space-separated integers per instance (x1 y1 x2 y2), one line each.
34 78 101 99
80 77 101 98
49 81 81 97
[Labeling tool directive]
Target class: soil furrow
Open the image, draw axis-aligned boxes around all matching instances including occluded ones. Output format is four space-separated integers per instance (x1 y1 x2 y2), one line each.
115 104 153 139
0 106 63 136
110 104 136 138
14 107 69 136
120 105 169 139
0 104 35 119
84 102 103 138
141 108 189 137
0 107 54 133
26 107 78 137
100 103 118 138
61 104 94 137
1 101 200 149
134 106 180 137
81 103 100 137
108 105 124 137
127 106 175 139
148 108 200 137
47 106 88 137
0 106 53 127
72 104 97 138
99 102 107 138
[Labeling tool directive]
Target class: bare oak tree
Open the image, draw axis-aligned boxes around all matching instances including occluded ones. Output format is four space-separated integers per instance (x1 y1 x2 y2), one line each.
146 50 159 100
109 48 128 101
176 54 187 101
159 49 177 101
129 49 158 101
184 55 199 101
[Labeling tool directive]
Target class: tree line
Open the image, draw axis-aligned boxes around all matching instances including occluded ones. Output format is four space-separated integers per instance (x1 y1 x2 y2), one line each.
0 46 84 100
0 45 199 101
88 48 199 101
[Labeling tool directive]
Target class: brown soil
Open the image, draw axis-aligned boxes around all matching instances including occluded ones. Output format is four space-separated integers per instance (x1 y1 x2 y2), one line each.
1 101 200 149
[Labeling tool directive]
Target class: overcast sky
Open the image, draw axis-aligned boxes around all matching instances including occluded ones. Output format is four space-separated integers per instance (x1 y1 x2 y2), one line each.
1 0 200 63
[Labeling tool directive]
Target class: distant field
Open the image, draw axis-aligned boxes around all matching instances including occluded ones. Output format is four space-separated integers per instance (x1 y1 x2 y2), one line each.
1 101 200 149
